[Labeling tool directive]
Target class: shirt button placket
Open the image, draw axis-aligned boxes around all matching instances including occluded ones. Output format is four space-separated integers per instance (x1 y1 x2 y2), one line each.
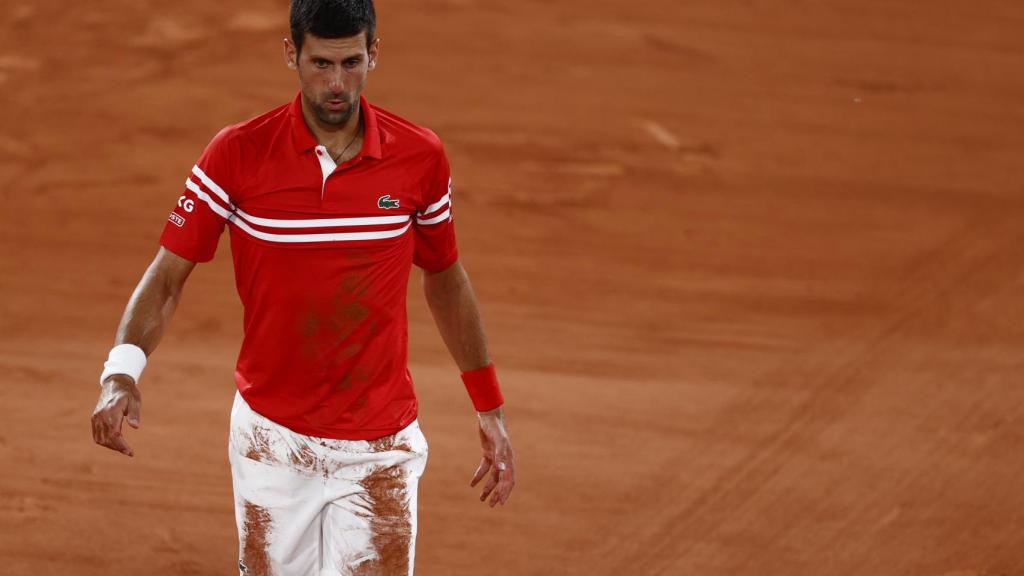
314 145 336 201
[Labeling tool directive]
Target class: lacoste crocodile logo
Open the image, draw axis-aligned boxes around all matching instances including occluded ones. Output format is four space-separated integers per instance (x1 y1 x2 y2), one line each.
377 194 400 209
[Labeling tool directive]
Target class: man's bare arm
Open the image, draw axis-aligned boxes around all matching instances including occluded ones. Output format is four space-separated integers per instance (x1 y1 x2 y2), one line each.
423 260 516 507
90 247 197 457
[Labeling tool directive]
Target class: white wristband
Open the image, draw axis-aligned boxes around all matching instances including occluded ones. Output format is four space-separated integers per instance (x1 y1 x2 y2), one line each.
99 344 147 387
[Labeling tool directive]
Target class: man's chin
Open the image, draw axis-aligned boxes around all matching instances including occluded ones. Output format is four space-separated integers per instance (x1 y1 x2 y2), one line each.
314 106 354 126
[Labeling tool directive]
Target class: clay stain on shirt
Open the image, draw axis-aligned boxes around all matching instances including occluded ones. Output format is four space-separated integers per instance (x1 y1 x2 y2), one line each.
299 274 372 364
338 364 372 392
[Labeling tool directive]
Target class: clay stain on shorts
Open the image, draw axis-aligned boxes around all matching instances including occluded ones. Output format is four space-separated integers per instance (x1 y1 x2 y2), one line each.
367 435 411 455
244 424 275 464
352 464 413 576
242 501 274 576
347 437 415 574
287 442 319 472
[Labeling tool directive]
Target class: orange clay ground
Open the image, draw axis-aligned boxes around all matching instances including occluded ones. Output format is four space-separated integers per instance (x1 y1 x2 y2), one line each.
2 1 1023 574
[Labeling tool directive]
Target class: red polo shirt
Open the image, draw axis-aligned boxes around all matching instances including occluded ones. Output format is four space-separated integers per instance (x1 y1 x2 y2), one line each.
159 93 458 439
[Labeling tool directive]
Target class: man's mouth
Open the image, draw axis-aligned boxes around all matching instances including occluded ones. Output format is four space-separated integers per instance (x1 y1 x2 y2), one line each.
325 98 347 111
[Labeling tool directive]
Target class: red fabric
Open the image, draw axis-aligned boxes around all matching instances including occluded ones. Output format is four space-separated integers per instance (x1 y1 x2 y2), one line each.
460 363 505 412
159 92 458 439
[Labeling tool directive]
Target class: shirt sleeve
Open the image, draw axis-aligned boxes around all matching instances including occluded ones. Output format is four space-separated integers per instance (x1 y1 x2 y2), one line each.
412 142 459 272
158 128 237 263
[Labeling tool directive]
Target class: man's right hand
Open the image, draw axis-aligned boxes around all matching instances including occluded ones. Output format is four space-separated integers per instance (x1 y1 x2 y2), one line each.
91 374 142 457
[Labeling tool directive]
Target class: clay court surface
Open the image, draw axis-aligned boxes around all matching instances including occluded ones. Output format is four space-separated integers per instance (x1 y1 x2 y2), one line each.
2 0 1024 574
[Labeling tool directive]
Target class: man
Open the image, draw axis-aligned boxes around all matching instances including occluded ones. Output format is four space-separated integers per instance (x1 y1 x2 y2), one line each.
89 1 516 573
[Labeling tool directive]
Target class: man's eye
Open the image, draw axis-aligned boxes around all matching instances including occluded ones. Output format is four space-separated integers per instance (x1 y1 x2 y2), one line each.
344 60 360 68
315 60 330 68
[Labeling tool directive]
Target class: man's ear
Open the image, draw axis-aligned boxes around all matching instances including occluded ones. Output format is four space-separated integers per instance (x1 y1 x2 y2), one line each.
283 38 298 70
367 37 381 71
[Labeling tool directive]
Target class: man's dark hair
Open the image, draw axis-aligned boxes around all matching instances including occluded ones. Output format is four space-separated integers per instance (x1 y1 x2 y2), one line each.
290 0 376 55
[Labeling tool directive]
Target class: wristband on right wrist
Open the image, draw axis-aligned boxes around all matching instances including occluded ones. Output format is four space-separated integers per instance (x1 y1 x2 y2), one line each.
461 363 504 412
99 343 147 387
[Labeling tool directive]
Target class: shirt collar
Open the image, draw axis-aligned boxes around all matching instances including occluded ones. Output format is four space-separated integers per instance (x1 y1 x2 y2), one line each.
289 92 383 160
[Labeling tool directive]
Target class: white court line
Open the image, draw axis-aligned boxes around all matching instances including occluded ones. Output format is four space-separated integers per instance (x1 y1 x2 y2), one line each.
641 120 682 150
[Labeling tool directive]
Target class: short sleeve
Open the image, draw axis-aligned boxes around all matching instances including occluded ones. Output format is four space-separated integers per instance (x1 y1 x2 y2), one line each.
413 143 459 272
158 128 237 263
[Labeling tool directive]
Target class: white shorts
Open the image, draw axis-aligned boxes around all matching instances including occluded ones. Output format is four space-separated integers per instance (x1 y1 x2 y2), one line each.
228 392 429 575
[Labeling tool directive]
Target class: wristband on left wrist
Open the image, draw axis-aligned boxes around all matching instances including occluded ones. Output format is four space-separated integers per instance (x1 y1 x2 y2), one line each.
461 363 504 412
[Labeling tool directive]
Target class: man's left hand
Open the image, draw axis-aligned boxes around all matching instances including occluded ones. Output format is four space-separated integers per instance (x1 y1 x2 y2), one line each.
470 406 516 507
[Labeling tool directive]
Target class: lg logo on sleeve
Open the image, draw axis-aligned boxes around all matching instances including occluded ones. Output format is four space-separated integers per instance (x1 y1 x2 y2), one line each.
169 194 193 227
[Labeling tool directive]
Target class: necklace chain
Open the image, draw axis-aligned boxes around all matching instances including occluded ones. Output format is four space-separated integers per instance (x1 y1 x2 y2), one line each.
331 117 363 164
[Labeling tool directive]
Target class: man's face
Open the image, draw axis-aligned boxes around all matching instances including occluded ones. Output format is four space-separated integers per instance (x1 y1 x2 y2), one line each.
285 32 379 127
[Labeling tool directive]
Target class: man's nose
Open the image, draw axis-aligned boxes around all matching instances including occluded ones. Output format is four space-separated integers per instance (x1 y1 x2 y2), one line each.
328 69 345 92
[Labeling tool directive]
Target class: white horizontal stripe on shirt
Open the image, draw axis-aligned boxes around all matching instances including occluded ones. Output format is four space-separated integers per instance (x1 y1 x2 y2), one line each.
191 165 233 208
185 181 413 242
416 208 451 226
187 178 411 229
420 192 450 217
185 178 233 220
234 208 410 229
232 218 412 243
